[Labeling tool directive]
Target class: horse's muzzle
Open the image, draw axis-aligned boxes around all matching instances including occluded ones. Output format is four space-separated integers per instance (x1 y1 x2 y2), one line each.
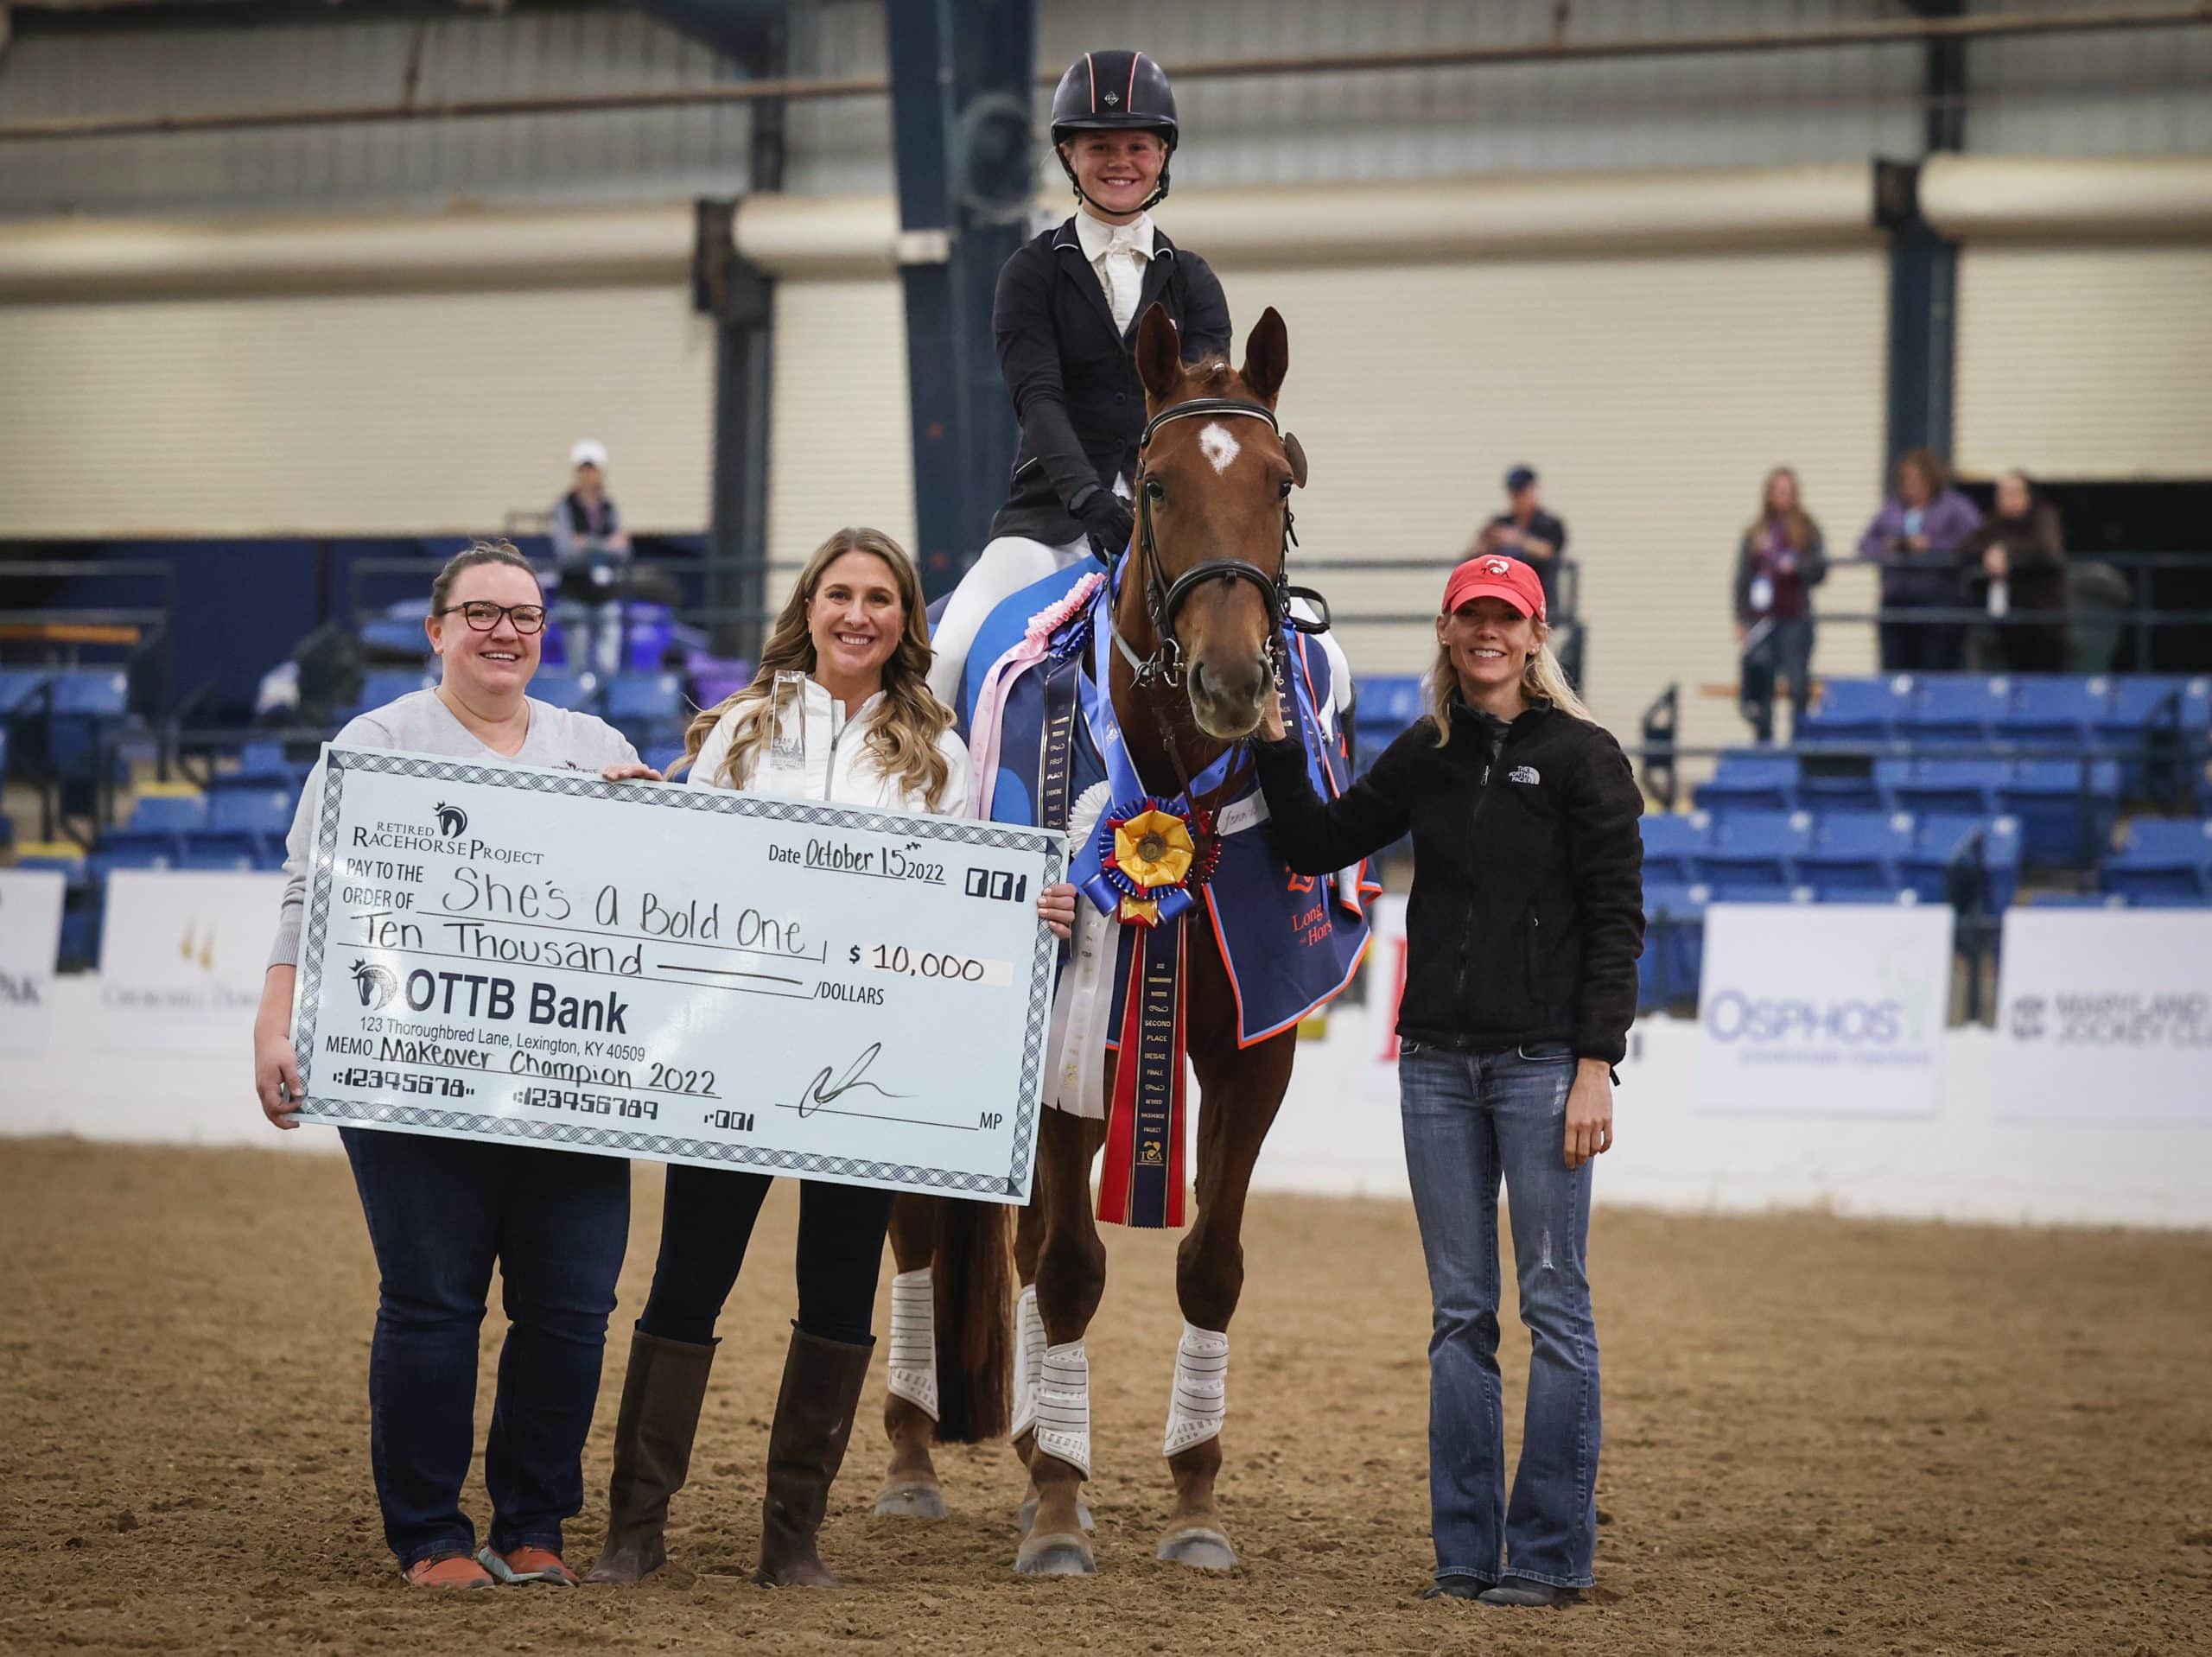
1187 653 1269 740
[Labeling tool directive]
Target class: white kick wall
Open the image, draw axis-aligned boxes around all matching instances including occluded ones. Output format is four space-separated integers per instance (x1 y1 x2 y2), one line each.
7 975 2206 1231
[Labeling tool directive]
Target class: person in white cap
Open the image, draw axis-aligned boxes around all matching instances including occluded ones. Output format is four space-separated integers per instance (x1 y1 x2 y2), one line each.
550 440 630 562
550 439 633 676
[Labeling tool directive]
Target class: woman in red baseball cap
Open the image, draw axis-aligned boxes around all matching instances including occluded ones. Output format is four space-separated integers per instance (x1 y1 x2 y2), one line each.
1251 552 1644 1608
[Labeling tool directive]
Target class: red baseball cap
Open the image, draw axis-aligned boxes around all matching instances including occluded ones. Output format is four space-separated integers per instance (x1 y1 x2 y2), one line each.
1442 553 1546 623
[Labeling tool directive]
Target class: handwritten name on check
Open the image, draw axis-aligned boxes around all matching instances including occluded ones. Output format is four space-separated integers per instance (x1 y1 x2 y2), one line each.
289 747 1065 1203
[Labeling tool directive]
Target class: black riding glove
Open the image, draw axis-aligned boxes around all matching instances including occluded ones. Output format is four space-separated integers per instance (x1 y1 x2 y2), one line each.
1073 488 1135 561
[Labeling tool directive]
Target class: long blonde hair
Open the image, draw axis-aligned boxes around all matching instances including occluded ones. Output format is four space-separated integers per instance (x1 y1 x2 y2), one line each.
675 528 956 810
1422 619 1593 745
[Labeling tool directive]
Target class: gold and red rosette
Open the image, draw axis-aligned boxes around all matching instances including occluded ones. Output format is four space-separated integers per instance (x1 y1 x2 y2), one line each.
1077 797 1222 928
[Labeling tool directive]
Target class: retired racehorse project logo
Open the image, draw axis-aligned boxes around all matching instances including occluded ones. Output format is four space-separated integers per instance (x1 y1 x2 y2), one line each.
433 802 468 839
351 959 398 1011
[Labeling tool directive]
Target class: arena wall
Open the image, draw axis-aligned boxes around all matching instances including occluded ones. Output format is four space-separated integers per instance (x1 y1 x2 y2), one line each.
8 975 2205 1231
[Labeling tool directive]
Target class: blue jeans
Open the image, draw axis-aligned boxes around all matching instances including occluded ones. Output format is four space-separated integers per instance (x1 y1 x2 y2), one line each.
340 1128 629 1571
1398 1042 1600 1590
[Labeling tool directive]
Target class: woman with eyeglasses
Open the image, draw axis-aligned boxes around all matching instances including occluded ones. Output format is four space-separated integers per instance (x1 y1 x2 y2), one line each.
251 538 646 1590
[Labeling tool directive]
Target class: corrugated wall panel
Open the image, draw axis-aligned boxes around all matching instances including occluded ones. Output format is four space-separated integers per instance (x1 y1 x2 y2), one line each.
1198 249 1890 750
0 284 713 536
765 276 917 582
1954 244 2212 479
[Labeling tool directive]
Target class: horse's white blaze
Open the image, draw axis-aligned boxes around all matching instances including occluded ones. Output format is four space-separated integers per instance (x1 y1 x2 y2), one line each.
1033 1339 1093 1478
1161 1322 1230 1456
1197 421 1240 474
1010 1283 1048 1439
886 1267 938 1419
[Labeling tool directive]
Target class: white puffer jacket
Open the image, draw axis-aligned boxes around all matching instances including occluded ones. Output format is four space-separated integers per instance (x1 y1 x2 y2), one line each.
686 676 970 814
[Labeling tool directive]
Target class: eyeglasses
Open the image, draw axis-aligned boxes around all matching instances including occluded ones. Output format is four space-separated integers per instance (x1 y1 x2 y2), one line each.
435 601 547 635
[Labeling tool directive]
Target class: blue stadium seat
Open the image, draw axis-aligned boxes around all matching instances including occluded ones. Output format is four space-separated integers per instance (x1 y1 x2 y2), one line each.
1900 814 2021 908
2001 676 2108 750
2100 817 2212 902
1794 752 1883 814
1693 750 1799 814
1796 810 1916 898
531 672 596 712
1705 880 1815 905
354 668 435 714
0 667 50 717
47 668 130 718
226 742 302 789
89 837 180 877
1997 758 2121 867
127 794 208 834
176 834 263 871
1899 675 2010 746
1800 676 1910 746
2097 675 2210 743
208 787 296 837
1640 882 1708 1009
1878 756 2007 817
1698 809 1810 892
607 671 682 722
1638 812 1709 886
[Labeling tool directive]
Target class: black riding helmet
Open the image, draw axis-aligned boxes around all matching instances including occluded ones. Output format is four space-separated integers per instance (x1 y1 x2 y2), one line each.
1049 49 1179 213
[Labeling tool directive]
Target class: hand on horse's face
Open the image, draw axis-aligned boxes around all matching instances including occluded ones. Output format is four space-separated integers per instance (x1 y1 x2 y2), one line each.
1256 683 1287 744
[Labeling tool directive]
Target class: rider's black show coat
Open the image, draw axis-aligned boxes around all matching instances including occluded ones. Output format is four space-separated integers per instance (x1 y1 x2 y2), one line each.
990 216 1232 547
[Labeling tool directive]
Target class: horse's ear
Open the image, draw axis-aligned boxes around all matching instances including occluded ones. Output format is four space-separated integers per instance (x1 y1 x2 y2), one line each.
1282 430 1309 489
1135 304 1183 403
1240 306 1289 403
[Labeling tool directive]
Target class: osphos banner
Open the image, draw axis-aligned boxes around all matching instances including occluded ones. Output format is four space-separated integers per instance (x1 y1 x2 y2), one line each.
1697 903 1953 1116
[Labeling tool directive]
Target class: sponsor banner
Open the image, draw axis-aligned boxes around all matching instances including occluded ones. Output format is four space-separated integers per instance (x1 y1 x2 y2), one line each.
1995 908 2212 1126
0 869 66 1055
1697 903 1952 1115
99 869 287 1054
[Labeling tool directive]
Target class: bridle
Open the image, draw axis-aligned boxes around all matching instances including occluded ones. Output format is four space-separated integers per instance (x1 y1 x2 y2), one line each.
1110 395 1332 689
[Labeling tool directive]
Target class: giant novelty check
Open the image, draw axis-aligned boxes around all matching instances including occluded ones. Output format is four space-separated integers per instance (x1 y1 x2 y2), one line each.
289 747 1065 1202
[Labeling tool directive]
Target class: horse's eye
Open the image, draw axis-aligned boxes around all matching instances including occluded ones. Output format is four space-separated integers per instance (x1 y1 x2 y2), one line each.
1144 478 1166 502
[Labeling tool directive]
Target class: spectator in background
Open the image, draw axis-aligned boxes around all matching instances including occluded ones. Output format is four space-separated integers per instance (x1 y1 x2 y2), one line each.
1957 470 2067 673
1477 465 1569 619
550 439 630 562
550 438 633 676
1733 466 1827 745
1856 448 1980 672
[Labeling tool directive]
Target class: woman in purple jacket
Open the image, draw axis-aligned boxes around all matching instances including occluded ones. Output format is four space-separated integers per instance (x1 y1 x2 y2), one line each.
1857 448 1982 672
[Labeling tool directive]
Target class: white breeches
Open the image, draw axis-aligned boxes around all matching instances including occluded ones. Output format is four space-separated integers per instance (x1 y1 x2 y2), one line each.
886 1267 938 1419
925 531 1090 707
1162 1322 1230 1457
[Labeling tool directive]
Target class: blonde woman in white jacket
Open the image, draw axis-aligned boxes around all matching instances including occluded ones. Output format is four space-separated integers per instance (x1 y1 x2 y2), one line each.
588 528 1074 1591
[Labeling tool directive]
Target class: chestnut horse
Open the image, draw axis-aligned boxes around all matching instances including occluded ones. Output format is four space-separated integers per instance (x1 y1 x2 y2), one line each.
877 304 1329 1576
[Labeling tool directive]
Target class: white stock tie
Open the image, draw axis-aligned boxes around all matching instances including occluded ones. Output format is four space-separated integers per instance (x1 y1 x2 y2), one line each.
1102 232 1147 334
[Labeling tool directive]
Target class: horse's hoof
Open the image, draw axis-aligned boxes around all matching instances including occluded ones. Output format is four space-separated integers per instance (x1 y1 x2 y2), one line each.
1015 1496 1094 1535
873 1482 947 1521
1156 1528 1238 1571
1014 1533 1096 1578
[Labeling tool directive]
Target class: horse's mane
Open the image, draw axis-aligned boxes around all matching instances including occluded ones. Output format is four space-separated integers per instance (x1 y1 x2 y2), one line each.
1178 355 1242 397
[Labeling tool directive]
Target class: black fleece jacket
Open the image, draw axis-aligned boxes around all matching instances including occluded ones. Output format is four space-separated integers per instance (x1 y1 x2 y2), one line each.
1254 701 1646 1064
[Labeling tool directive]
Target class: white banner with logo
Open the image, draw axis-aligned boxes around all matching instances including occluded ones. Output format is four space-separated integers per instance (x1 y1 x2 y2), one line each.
0 868 66 1054
1697 903 1953 1116
1995 908 2212 1126
99 870 287 1054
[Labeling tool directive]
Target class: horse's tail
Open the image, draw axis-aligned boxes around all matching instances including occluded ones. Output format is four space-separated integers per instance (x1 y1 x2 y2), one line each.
928 1197 1014 1443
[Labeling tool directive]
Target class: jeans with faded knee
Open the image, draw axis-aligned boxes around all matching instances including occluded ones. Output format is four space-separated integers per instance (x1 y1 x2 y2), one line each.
340 1128 627 1572
1398 1041 1600 1590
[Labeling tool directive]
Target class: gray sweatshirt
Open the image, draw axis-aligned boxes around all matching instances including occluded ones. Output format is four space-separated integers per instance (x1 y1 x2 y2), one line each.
266 688 639 969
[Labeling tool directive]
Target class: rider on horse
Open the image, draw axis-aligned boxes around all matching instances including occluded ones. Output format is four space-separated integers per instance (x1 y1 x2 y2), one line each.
925 49 1228 707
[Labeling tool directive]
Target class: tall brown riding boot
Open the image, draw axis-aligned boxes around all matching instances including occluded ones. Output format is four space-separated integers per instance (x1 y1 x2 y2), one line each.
582 1327 718 1584
754 1325 874 1588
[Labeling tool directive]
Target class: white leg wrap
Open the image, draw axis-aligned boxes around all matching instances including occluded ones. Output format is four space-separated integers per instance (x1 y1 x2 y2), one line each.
1032 1339 1093 1479
1008 1283 1046 1440
1162 1322 1230 1457
885 1267 938 1420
